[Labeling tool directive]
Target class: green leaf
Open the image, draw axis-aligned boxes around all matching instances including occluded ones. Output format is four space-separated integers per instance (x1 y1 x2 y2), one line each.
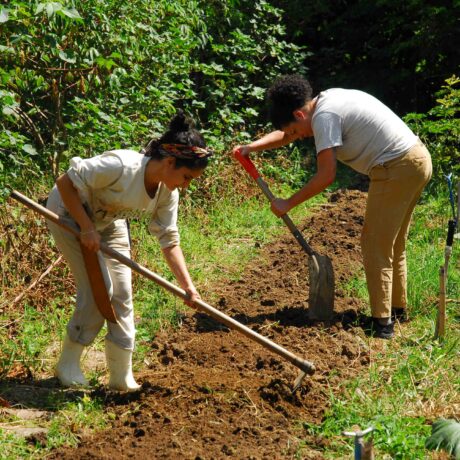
97 111 113 122
426 419 460 458
22 144 38 156
60 7 82 20
2 106 18 117
58 50 77 64
0 8 9 23
46 2 62 18
95 56 116 70
35 3 46 14
0 45 14 53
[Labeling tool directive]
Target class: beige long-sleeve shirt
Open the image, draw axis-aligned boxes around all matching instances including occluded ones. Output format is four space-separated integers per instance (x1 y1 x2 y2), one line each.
50 149 180 248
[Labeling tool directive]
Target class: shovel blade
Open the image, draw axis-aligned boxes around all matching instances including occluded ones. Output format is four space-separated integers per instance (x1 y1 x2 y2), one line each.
308 253 335 321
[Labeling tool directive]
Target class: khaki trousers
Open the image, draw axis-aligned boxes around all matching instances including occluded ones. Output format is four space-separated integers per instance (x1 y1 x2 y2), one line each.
361 141 432 318
47 191 135 350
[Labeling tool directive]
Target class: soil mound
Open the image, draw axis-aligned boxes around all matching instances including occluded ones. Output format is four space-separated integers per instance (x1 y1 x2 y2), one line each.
47 189 370 459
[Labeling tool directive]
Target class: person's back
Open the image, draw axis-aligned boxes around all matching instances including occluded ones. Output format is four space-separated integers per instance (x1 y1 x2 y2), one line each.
234 74 432 339
312 88 418 174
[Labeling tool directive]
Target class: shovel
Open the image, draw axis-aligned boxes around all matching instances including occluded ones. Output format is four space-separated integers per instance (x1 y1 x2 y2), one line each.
235 150 335 321
10 190 315 391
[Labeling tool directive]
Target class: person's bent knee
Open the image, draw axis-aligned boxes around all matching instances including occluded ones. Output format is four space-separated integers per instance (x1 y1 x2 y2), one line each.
67 320 105 347
105 332 135 351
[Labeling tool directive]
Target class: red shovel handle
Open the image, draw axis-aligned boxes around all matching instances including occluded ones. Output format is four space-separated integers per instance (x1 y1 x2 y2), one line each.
234 148 316 257
234 149 260 180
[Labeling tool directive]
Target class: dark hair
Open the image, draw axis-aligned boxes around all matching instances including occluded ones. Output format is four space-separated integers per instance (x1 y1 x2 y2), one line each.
143 110 209 170
267 74 313 129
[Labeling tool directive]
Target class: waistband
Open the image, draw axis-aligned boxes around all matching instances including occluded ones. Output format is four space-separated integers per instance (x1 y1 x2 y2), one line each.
380 139 426 168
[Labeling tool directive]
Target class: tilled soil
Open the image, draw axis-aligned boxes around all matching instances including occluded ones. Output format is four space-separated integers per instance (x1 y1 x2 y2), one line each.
48 189 370 459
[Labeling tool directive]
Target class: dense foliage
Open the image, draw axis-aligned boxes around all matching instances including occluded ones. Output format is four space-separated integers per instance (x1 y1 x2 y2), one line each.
272 0 460 115
0 0 458 197
404 76 460 184
0 0 305 192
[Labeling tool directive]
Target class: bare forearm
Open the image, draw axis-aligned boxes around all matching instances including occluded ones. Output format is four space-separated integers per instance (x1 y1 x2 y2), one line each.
247 130 297 152
288 149 337 209
161 245 195 290
288 174 332 208
56 174 94 232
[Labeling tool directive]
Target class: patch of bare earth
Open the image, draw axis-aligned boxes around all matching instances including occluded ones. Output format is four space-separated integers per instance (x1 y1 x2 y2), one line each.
8 189 374 458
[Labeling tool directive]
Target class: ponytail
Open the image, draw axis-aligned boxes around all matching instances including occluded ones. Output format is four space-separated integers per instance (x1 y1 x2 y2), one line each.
143 110 211 170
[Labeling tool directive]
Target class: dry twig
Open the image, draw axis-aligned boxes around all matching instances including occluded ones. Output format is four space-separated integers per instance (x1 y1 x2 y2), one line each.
0 255 63 311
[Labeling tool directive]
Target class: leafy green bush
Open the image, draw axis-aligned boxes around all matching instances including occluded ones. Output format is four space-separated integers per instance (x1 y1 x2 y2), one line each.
404 76 460 188
0 0 306 194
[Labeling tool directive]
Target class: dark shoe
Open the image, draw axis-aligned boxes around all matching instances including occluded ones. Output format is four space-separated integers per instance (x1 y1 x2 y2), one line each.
391 308 409 323
363 318 394 339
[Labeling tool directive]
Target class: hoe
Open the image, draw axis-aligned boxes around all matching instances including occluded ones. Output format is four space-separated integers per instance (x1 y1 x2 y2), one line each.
10 190 315 391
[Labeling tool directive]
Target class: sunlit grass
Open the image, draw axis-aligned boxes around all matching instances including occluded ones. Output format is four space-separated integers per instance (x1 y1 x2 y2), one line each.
0 393 108 458
299 195 460 459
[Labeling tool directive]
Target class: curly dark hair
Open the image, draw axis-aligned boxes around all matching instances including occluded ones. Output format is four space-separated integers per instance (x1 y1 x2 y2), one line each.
267 74 313 129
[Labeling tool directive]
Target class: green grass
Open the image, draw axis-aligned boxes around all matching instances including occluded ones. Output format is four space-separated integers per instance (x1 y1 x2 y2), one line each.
301 323 459 458
0 301 72 381
0 394 108 459
407 195 459 313
300 194 460 459
1 182 458 459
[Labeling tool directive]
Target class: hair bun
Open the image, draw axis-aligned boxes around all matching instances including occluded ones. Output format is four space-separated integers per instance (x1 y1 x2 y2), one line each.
169 109 195 133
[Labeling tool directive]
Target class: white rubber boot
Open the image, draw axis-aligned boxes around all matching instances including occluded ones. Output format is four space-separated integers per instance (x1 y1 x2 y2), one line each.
55 334 89 387
105 339 140 392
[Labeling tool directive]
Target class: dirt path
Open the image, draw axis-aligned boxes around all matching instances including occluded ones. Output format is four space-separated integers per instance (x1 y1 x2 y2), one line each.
46 189 370 459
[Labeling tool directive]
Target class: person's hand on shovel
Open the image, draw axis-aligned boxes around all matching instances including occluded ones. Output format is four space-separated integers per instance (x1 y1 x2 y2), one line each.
271 198 293 218
232 145 251 157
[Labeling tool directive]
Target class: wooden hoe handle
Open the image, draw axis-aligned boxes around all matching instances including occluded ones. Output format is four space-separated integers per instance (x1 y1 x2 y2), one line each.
9 190 316 379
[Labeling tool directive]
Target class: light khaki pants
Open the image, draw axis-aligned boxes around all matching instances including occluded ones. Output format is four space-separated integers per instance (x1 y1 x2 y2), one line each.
361 142 432 318
47 191 135 350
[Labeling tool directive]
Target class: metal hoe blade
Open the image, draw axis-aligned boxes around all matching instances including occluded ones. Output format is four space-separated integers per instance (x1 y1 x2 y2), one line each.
292 370 307 393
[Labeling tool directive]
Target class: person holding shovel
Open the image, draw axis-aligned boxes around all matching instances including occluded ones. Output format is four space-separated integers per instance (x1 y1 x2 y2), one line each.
47 110 212 390
234 74 432 339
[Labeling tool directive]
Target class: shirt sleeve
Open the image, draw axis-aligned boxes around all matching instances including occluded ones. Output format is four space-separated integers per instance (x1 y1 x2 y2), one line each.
312 111 343 154
148 188 180 249
66 153 124 198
